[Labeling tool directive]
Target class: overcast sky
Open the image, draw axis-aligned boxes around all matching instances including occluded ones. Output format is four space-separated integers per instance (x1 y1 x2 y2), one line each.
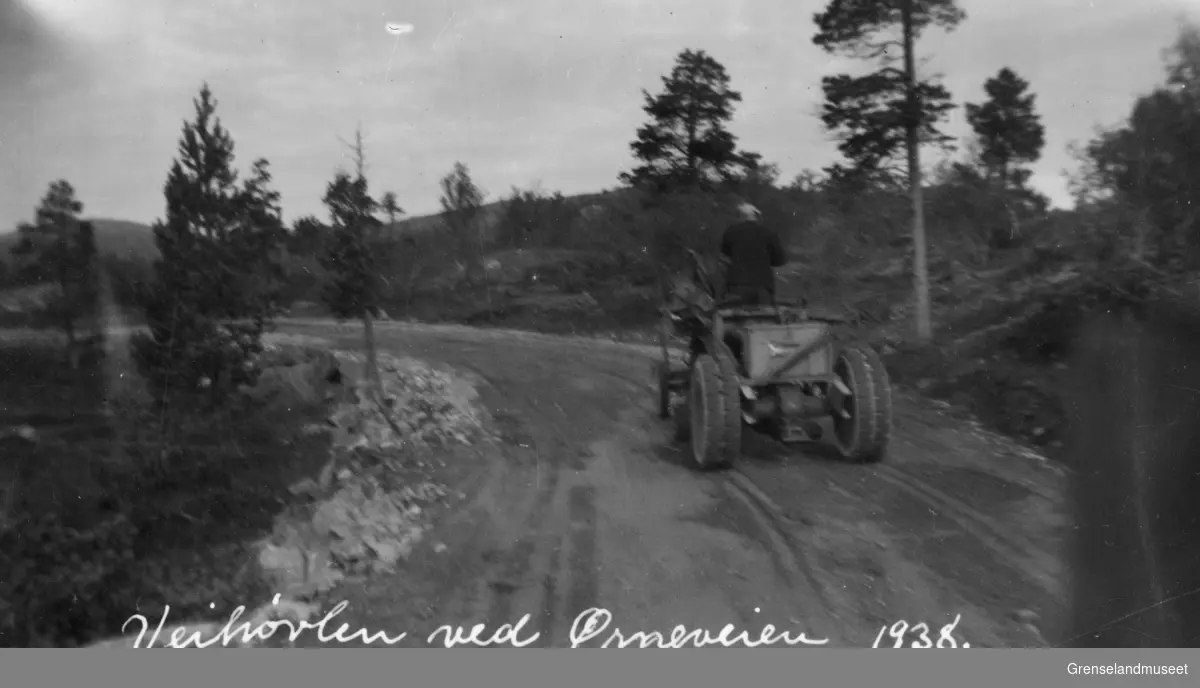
0 0 1195 230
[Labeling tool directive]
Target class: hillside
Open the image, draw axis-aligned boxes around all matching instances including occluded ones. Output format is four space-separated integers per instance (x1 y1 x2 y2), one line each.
0 187 628 265
373 187 630 240
0 218 158 262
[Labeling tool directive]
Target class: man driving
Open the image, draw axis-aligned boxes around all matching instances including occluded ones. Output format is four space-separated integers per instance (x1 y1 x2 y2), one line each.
720 202 786 305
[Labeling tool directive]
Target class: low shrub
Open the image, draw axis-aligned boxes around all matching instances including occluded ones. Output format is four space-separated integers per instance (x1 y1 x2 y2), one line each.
0 342 331 647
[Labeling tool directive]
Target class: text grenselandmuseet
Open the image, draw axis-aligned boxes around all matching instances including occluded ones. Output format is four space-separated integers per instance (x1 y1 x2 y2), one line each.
1067 663 1188 676
122 600 829 648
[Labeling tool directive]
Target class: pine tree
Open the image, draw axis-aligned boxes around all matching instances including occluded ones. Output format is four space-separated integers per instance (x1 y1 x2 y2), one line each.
619 49 756 193
438 162 486 280
9 180 98 359
963 68 1046 244
965 68 1046 188
380 192 404 229
319 127 386 398
288 215 327 256
813 0 966 342
134 83 284 405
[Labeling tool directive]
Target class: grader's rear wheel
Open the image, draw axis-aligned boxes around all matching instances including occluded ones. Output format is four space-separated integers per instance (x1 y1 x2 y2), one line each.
714 350 743 462
688 353 741 470
674 397 691 441
831 345 893 463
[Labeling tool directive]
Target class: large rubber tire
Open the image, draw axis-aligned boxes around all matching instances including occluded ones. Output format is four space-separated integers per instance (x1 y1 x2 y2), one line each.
831 345 893 463
688 353 741 470
714 350 743 464
674 397 691 442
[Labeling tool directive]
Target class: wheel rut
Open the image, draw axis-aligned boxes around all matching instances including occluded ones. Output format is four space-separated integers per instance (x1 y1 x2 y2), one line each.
443 358 568 647
721 470 842 644
870 464 1056 595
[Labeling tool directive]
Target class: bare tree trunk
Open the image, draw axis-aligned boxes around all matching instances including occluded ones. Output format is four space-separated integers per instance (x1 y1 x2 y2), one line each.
1007 204 1021 242
404 257 423 315
60 289 76 348
60 278 79 370
58 220 78 365
63 306 79 370
903 0 932 342
999 162 1020 246
362 311 382 400
1132 206 1149 262
478 223 492 320
345 125 383 398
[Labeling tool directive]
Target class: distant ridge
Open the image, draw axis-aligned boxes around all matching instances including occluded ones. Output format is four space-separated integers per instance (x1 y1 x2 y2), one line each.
0 187 634 263
0 218 159 262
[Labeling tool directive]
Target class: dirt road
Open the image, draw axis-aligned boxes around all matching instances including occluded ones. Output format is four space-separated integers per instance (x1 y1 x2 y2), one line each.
282 320 1067 648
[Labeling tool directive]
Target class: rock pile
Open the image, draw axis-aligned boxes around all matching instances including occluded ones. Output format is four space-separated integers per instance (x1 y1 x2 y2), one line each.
256 343 488 600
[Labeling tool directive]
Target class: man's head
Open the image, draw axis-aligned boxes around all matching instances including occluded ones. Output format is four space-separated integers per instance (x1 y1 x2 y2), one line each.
737 202 761 222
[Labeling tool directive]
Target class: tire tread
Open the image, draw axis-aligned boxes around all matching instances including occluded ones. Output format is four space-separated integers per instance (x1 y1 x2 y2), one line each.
836 345 892 463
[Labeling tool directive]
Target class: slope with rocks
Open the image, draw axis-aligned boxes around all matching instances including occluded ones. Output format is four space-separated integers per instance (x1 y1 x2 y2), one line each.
79 336 495 648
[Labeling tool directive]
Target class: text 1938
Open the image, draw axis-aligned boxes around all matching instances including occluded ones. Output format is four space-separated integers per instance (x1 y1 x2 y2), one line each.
871 614 968 648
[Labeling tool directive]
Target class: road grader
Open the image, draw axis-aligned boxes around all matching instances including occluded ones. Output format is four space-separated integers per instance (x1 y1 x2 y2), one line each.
655 249 893 469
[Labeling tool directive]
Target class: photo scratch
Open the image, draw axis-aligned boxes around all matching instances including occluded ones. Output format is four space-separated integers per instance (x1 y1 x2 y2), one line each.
434 11 457 48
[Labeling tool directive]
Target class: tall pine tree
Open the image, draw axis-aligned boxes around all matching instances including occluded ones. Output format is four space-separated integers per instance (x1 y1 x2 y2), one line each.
813 0 966 342
135 84 284 405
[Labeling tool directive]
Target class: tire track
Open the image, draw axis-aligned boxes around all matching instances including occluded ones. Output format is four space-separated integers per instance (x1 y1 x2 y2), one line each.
726 457 1053 647
564 485 599 645
445 349 611 647
439 357 567 647
531 341 1042 572
405 330 1049 604
869 465 1057 594
721 469 844 644
571 345 846 639
477 329 1049 639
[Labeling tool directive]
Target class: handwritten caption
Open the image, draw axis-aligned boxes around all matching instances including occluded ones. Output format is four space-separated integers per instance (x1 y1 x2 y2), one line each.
122 599 969 648
871 615 968 648
121 598 831 649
